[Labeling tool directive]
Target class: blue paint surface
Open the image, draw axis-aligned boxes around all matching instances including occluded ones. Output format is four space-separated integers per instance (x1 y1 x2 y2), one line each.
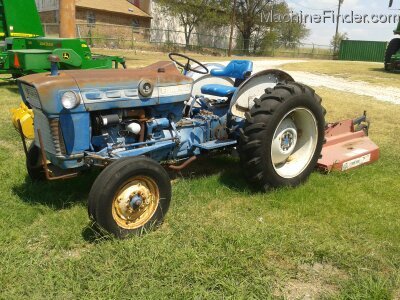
201 84 237 97
16 59 259 172
59 112 90 155
211 60 253 80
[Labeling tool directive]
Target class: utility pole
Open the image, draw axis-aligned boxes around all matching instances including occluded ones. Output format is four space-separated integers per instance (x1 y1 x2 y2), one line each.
334 0 344 53
60 0 76 38
228 0 237 57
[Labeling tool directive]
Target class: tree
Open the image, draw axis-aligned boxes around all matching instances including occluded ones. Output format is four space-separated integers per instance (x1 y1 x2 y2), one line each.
247 1 310 54
277 15 309 48
331 32 348 53
234 0 273 53
156 0 224 48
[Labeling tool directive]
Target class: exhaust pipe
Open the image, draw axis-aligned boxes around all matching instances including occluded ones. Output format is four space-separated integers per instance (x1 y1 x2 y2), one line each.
48 55 60 76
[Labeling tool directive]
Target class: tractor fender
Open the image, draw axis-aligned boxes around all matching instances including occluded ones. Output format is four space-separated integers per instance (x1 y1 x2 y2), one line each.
229 69 294 119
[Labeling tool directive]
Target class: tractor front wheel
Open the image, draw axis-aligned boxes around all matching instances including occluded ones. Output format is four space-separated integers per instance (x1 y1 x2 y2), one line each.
26 144 46 182
385 38 400 71
238 82 326 191
88 157 171 238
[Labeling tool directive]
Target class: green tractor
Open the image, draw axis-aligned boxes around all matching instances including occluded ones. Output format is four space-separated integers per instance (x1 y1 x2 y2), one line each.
385 0 400 71
0 0 125 78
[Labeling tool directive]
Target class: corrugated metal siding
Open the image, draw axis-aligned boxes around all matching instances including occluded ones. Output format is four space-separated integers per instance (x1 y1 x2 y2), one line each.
339 40 388 62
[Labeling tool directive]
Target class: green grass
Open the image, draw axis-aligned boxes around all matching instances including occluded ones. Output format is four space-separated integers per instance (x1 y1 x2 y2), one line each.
0 59 400 299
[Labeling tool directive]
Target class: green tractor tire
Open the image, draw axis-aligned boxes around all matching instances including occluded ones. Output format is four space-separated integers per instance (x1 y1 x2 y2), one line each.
385 38 400 71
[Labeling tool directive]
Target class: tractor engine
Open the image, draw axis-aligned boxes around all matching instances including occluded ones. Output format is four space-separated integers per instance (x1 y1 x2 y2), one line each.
90 109 146 151
88 105 228 162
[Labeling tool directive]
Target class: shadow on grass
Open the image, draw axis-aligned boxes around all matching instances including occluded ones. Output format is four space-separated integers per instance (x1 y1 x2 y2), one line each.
168 155 236 179
0 81 19 94
12 169 100 210
81 222 114 243
13 155 258 243
14 156 257 210
169 155 259 193
369 67 396 74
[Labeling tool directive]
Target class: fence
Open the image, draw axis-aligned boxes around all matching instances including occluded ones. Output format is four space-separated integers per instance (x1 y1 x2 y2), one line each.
43 23 334 59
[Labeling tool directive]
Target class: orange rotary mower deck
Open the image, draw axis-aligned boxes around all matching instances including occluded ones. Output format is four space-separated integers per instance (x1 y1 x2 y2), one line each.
318 115 380 172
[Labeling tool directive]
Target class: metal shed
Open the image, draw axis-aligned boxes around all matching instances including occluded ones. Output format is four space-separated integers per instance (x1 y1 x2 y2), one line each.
339 40 388 62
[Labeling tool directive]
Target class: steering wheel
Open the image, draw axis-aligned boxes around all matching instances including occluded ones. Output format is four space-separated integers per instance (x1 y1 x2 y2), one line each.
169 53 209 75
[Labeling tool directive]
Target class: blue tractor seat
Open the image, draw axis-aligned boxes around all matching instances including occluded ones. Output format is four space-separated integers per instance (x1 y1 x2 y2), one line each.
201 60 253 98
210 60 253 80
201 84 237 98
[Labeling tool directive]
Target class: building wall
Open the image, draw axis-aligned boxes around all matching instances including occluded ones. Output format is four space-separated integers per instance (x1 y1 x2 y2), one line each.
38 7 151 37
35 0 59 11
75 8 151 44
39 10 58 23
36 0 150 28
76 8 150 28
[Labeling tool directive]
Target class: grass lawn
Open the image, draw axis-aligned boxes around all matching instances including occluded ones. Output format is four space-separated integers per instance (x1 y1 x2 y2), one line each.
0 55 399 299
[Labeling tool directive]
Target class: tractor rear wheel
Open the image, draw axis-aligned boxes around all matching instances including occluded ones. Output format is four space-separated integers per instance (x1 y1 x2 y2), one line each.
385 38 400 71
238 82 326 191
26 143 46 182
88 157 171 238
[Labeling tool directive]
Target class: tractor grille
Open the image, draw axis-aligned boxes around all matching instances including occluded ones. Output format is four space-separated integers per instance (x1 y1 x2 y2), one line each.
21 84 41 109
33 109 66 156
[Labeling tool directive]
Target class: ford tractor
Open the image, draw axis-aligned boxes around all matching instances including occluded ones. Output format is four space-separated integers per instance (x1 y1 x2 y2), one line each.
16 53 379 238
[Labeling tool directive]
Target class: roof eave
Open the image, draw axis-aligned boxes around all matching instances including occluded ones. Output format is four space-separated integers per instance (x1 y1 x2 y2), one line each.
75 4 152 18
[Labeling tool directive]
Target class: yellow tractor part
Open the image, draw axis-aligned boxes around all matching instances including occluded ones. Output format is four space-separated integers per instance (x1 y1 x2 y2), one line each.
11 102 34 139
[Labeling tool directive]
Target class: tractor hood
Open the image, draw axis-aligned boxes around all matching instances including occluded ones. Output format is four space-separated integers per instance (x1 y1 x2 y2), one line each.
18 61 194 114
64 61 191 88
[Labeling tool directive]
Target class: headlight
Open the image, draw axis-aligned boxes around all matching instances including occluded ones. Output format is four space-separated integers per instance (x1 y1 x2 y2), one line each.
61 91 80 109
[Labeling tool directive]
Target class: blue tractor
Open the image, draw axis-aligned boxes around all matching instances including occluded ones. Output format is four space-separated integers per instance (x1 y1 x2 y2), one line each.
17 53 327 238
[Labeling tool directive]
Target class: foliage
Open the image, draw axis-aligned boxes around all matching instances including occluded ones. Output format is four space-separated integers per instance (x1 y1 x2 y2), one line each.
234 0 309 53
275 4 309 48
156 0 225 47
156 0 310 54
331 32 349 53
234 0 273 53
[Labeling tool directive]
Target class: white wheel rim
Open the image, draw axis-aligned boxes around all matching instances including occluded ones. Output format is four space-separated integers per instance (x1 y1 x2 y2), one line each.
271 108 318 179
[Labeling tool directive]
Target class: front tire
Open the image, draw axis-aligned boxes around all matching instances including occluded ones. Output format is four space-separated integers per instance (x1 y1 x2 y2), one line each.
88 157 171 238
26 144 46 182
385 38 400 71
238 82 326 191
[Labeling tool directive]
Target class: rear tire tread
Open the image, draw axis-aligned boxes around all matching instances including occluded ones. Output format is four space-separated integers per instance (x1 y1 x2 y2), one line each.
238 82 326 190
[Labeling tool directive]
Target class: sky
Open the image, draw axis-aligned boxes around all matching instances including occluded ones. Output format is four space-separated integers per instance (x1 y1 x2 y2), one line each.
286 0 400 45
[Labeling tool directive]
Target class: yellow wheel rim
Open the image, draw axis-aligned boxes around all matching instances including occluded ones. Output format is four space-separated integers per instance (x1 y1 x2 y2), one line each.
112 176 160 230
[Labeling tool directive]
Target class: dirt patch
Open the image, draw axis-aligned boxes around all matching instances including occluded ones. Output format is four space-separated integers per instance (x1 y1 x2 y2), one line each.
298 263 348 280
275 263 348 300
282 280 337 300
